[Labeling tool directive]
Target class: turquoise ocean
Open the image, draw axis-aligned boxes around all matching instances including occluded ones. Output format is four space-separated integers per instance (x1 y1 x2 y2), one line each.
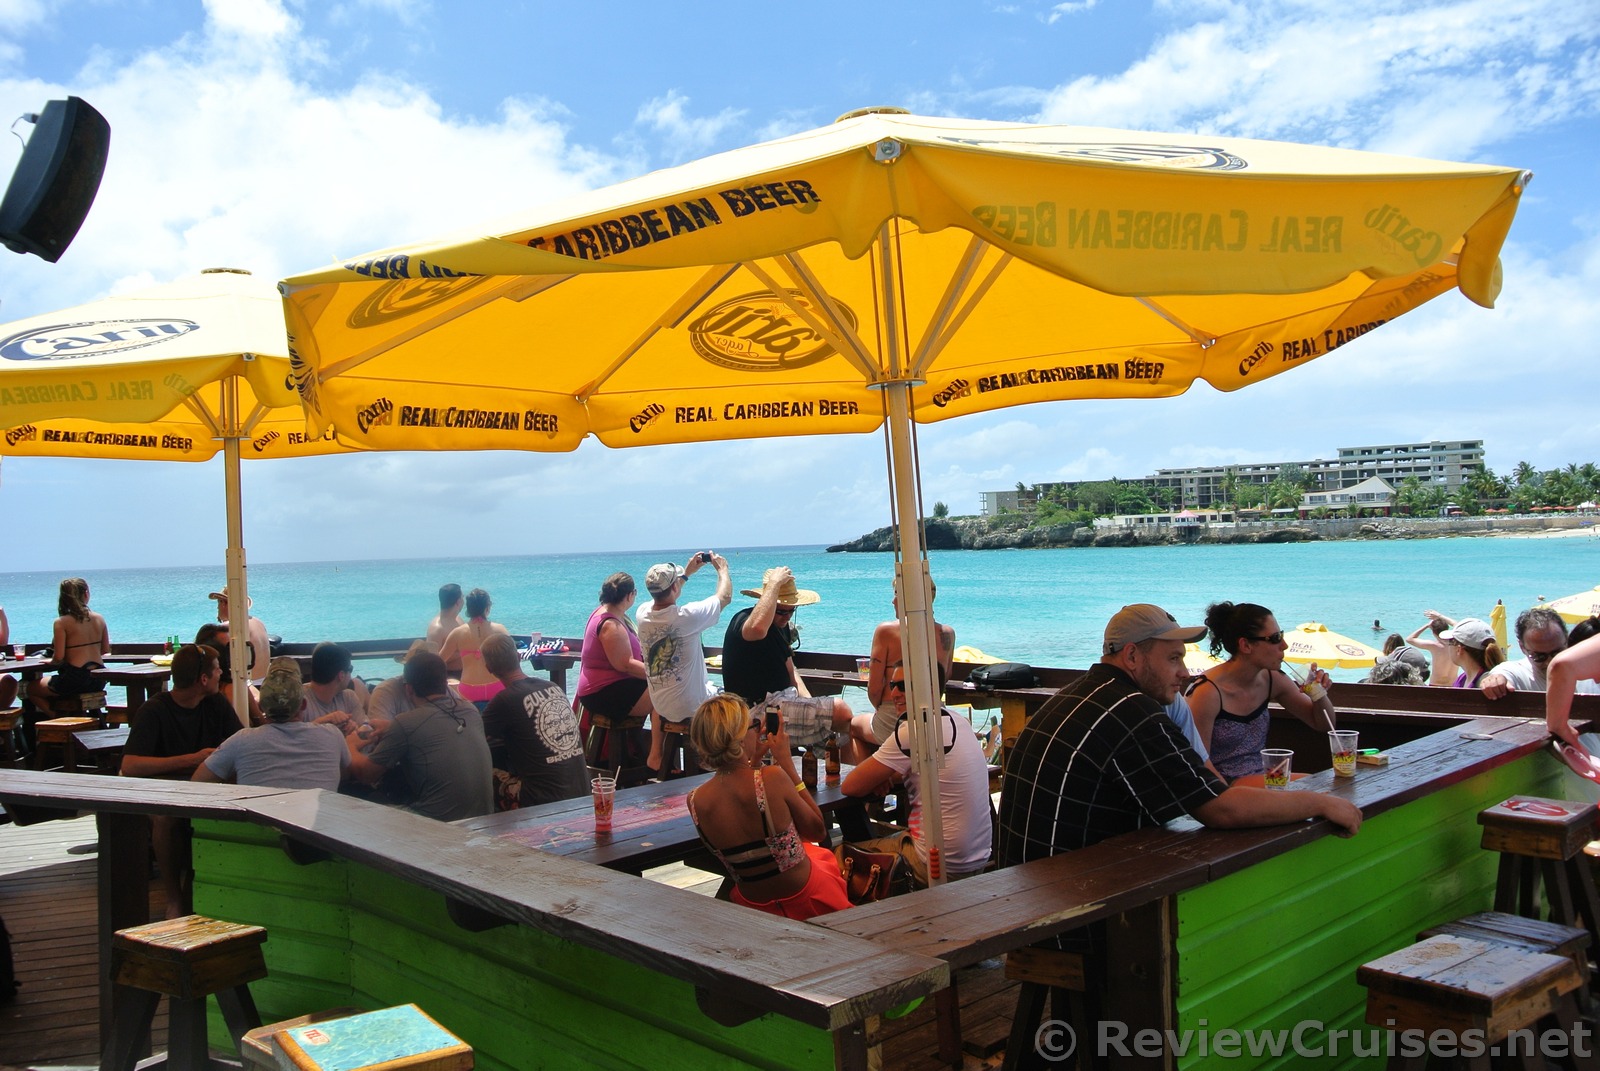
3 536 1597 683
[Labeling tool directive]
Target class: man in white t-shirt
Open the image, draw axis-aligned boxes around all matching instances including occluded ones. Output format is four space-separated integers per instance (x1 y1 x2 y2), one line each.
636 553 731 772
1483 607 1600 700
842 663 993 885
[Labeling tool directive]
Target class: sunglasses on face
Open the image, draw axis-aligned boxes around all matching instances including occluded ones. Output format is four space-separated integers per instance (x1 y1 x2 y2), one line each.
1247 631 1285 645
888 679 907 693
1527 649 1560 663
774 605 795 618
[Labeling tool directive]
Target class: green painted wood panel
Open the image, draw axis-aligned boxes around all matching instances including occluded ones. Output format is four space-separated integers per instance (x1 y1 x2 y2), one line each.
1171 757 1564 1071
191 820 834 1070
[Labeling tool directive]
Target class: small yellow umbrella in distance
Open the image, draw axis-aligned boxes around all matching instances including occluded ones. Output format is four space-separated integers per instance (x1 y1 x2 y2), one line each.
1489 600 1508 651
1282 622 1380 668
1547 586 1600 625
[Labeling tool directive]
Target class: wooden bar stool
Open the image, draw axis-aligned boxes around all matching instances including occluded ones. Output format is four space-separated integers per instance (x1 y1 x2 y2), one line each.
102 914 267 1071
582 704 649 786
268 1004 472 1070
1419 910 1592 988
658 719 696 780
1001 946 1099 1071
34 712 104 771
1478 796 1600 951
1359 934 1596 1070
0 707 21 766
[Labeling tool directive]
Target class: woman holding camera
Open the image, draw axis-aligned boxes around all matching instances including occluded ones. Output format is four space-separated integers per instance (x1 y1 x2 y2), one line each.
685 693 850 920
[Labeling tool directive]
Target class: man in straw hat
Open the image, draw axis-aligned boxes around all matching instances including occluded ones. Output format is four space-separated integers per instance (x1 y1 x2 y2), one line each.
207 584 273 688
723 566 852 750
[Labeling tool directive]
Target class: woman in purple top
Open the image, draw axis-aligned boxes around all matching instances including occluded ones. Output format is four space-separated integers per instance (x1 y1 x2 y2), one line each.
1187 601 1337 784
575 573 653 721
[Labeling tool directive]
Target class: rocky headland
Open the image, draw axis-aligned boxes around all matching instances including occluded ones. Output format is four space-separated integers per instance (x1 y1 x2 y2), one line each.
826 514 1591 552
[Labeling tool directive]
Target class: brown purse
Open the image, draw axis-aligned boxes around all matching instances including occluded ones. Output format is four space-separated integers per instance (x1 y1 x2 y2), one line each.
835 844 902 904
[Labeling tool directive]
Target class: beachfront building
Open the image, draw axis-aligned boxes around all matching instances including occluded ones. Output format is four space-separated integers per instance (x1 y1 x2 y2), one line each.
1298 475 1396 516
978 488 1034 515
1093 508 1236 530
996 438 1483 511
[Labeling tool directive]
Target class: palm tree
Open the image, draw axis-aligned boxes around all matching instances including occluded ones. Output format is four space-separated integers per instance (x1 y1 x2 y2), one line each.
1513 460 1536 487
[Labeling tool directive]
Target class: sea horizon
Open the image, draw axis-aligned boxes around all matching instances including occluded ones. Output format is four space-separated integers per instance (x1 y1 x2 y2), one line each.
4 533 1595 683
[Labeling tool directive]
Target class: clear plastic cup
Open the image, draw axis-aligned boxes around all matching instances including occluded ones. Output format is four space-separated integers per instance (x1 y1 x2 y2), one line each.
1329 730 1359 778
12 645 24 660
1262 748 1294 789
591 776 616 833
856 657 871 680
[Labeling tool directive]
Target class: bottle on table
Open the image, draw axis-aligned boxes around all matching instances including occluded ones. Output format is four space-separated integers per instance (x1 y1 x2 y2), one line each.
800 747 818 791
824 734 841 782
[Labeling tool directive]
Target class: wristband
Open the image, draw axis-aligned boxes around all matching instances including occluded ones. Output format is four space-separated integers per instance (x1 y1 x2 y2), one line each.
794 781 808 792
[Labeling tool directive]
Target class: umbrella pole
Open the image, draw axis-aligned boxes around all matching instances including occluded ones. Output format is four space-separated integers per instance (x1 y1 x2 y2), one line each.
875 221 947 883
222 377 251 728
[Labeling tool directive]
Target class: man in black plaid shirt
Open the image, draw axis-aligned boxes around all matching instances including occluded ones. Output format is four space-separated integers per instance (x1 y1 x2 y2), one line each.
999 603 1361 869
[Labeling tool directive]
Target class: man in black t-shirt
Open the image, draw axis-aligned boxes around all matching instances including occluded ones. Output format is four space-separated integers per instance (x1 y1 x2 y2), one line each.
479 634 588 808
721 566 850 749
122 643 241 917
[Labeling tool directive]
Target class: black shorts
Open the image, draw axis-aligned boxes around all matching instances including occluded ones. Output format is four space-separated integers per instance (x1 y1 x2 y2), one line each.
578 677 648 719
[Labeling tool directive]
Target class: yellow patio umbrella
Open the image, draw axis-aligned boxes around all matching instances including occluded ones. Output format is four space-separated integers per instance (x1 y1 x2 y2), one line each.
1547 586 1600 625
1490 599 1509 650
0 268 353 722
1282 623 1381 669
280 110 1527 873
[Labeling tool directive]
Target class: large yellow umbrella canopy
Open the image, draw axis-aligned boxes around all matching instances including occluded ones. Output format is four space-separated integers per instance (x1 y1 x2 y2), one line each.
281 110 1525 453
0 268 352 721
280 109 1526 871
1283 622 1381 669
1548 586 1600 625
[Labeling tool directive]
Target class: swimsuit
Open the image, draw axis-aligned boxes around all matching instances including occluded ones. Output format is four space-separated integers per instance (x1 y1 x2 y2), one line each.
1191 676 1271 782
687 771 806 884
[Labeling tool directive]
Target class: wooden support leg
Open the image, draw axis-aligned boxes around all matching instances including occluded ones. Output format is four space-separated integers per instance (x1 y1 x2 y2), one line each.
98 811 151 1054
168 994 209 1068
216 984 262 1050
100 985 159 1071
1002 982 1050 1071
934 981 962 1067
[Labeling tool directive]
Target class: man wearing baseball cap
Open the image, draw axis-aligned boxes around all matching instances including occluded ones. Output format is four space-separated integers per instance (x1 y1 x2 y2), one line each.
999 603 1360 949
636 552 731 773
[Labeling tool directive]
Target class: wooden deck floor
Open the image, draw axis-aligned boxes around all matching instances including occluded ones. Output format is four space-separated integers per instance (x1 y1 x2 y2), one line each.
0 816 1013 1070
0 812 164 1070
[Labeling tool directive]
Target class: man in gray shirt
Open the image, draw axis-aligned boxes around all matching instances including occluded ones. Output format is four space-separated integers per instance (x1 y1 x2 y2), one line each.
355 652 493 821
194 657 348 791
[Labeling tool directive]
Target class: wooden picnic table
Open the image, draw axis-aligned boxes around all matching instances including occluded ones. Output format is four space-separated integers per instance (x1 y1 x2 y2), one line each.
458 766 862 875
92 662 171 721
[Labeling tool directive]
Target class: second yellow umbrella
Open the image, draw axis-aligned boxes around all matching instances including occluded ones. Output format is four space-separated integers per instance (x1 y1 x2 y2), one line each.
1282 622 1380 668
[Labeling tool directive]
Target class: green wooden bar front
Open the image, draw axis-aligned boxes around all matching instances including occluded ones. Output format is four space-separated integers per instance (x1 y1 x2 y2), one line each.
193 820 838 1071
1169 757 1565 1071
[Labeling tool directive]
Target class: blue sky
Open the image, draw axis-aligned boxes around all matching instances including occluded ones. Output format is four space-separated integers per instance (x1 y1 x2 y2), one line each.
0 0 1596 570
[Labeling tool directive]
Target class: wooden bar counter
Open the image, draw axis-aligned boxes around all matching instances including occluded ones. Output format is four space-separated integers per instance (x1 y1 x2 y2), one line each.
2 689 1596 1070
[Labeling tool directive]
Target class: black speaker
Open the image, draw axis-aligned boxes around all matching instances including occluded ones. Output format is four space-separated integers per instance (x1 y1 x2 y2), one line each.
0 96 110 263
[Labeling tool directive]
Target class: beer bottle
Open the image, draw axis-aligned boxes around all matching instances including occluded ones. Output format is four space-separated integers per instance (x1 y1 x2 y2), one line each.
801 747 818 791
824 734 841 782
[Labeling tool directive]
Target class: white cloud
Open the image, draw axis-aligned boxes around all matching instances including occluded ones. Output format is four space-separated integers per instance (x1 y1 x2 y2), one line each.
634 91 745 163
1036 0 1600 157
1046 0 1099 24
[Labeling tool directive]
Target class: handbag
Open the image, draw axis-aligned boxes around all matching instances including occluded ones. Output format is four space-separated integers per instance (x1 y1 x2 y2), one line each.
966 661 1036 691
835 843 901 904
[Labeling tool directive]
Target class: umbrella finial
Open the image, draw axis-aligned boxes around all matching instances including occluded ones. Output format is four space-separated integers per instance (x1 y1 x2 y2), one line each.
835 106 909 123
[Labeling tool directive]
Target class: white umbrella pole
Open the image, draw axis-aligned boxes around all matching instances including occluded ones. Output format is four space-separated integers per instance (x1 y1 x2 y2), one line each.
875 221 946 883
222 377 251 727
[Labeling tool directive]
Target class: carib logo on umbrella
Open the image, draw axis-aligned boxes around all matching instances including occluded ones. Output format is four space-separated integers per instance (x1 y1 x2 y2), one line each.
0 319 200 362
688 290 857 372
